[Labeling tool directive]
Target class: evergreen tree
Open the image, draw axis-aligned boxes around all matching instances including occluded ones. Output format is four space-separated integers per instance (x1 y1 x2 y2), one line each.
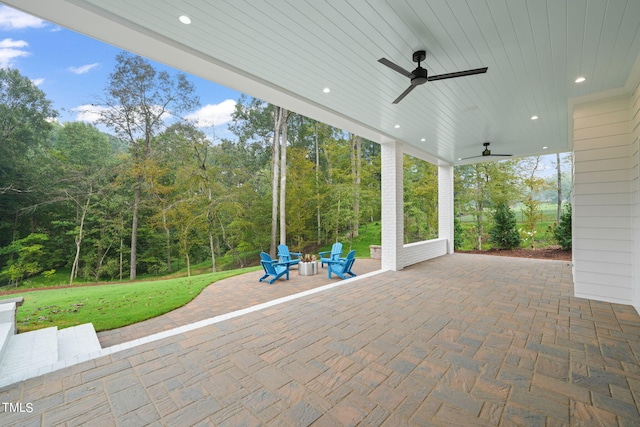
554 203 572 250
489 202 521 249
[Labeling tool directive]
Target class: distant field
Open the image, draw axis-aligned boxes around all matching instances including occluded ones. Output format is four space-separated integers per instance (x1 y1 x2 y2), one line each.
458 203 560 223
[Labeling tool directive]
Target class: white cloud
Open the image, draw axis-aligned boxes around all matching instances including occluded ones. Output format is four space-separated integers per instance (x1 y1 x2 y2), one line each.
31 77 44 86
0 6 46 30
72 104 110 123
69 63 100 74
0 38 29 68
185 99 236 128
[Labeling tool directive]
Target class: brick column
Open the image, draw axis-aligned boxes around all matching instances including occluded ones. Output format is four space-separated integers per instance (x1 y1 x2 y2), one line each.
381 141 404 270
438 164 454 254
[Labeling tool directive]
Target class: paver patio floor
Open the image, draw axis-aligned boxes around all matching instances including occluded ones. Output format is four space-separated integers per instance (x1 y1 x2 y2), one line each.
2 254 640 426
97 258 382 347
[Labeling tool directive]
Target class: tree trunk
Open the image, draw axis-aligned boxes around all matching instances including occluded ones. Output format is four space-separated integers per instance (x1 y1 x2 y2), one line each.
209 233 216 273
279 109 289 245
207 189 216 273
183 237 191 277
119 236 123 281
556 152 562 223
130 177 142 280
69 193 91 285
336 194 341 240
315 122 321 245
350 134 361 238
270 107 282 257
162 210 171 272
94 241 112 282
218 214 243 267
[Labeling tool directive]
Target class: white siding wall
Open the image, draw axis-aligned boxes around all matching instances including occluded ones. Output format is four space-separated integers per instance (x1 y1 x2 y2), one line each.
631 81 640 312
573 96 633 304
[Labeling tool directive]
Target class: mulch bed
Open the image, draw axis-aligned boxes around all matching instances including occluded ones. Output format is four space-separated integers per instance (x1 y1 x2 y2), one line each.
457 246 572 261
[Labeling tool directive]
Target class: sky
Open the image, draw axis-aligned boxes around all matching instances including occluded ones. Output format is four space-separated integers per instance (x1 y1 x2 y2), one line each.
0 4 241 137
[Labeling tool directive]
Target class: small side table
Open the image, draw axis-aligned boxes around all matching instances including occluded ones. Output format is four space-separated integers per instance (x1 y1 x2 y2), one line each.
299 261 319 276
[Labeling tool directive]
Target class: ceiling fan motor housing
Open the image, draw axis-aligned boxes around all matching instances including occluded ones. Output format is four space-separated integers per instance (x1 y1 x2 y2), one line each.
411 67 428 85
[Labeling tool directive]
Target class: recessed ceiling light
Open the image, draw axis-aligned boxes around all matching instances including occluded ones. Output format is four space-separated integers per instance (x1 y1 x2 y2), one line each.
179 15 191 24
394 124 400 129
575 76 586 83
531 115 539 120
542 146 548 150
420 138 426 142
323 87 330 93
457 158 462 161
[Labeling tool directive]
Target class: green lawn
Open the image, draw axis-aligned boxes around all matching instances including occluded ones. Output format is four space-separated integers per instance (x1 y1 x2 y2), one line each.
317 221 381 257
0 266 259 333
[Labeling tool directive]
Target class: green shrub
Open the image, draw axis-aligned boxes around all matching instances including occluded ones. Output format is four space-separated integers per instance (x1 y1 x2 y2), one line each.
454 216 464 250
489 203 521 249
554 203 572 250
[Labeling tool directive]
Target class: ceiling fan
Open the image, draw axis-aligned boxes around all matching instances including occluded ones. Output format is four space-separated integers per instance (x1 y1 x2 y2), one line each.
378 50 488 104
460 142 512 160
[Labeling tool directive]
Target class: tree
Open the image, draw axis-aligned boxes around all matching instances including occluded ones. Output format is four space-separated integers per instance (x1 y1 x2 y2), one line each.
0 68 57 190
554 203 572 250
519 156 547 248
278 108 289 246
0 68 57 245
404 154 438 243
52 122 115 284
97 52 200 279
0 233 49 286
489 202 521 249
455 160 519 249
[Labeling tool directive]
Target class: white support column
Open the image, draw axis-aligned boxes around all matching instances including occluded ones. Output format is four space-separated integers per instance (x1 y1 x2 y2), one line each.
438 164 455 254
381 141 404 271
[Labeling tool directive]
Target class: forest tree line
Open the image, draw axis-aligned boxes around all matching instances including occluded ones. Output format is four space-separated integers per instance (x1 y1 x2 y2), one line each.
1 53 566 287
0 53 401 286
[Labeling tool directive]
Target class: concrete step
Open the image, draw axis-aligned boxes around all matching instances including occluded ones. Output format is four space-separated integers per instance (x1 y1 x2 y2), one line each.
57 323 101 361
0 326 59 379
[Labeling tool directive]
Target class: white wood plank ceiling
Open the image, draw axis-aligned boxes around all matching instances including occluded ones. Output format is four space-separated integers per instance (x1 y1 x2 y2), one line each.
7 0 640 164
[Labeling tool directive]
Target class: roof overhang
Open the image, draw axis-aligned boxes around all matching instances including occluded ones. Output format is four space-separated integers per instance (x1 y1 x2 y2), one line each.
6 0 640 165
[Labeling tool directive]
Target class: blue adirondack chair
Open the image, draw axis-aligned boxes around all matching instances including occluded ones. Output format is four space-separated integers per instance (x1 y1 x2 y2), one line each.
319 242 343 268
327 250 357 279
277 244 302 267
259 252 290 284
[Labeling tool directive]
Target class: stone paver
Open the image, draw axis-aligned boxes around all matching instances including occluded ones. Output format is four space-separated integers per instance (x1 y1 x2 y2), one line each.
2 254 640 425
98 258 382 347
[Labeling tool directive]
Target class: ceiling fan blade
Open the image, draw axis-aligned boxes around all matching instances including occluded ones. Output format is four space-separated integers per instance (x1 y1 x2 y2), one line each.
378 58 413 78
427 67 488 81
459 155 483 160
392 85 417 104
489 154 512 157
